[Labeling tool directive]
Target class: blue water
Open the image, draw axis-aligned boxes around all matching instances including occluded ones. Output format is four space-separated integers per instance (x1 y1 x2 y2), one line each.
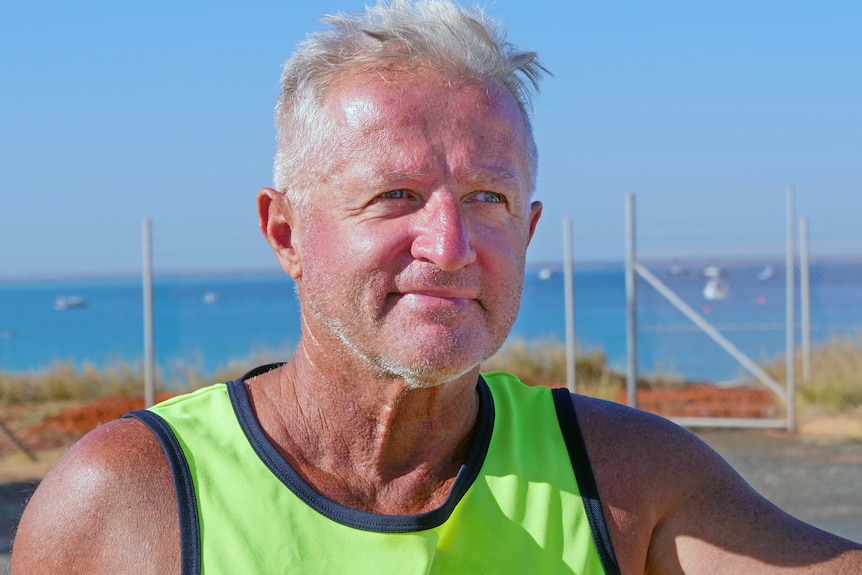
1 261 861 383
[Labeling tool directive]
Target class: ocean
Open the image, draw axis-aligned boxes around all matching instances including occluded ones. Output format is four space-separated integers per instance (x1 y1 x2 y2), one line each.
1 261 861 384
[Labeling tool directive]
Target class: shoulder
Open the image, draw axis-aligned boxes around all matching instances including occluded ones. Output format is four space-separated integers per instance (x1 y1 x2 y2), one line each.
566 392 862 574
568 393 707 560
571 392 711 479
11 417 180 575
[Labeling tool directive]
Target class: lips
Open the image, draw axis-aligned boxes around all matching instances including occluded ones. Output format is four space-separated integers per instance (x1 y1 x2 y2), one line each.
386 269 483 312
385 288 480 317
398 287 479 300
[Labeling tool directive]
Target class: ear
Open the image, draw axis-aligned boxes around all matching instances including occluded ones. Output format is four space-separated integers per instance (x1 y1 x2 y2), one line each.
527 200 542 244
258 187 302 279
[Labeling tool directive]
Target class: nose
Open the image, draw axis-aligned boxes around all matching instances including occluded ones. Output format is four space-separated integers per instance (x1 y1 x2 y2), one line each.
410 193 477 271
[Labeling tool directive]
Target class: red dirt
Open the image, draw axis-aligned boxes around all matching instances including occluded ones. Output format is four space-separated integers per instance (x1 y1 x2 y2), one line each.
4 394 175 454
624 385 778 418
3 385 776 457
534 382 779 418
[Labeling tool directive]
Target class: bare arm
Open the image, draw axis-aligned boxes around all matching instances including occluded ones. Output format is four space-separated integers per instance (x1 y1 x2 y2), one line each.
572 395 862 574
649 463 862 574
10 418 180 575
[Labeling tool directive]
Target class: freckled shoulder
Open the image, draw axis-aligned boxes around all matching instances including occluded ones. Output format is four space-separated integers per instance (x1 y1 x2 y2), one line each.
570 394 862 574
11 418 180 575
569 394 706 572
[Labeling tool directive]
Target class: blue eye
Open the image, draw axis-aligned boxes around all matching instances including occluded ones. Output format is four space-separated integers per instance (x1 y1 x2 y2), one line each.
477 191 504 203
381 189 407 199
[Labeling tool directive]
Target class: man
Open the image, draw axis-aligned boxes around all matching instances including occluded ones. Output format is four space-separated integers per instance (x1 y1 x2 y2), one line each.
11 1 862 573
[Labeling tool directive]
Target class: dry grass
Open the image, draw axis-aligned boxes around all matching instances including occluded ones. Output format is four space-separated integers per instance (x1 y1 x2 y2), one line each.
1 336 860 414
763 335 862 412
485 335 862 413
0 361 145 404
481 338 626 401
0 354 280 406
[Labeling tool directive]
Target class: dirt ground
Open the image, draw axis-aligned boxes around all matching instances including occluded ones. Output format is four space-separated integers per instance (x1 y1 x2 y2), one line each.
1 387 861 570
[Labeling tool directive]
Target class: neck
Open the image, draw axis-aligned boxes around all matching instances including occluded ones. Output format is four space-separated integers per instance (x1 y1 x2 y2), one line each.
246 343 481 514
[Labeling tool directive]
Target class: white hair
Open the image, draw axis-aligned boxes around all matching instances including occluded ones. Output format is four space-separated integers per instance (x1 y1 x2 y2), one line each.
273 0 548 208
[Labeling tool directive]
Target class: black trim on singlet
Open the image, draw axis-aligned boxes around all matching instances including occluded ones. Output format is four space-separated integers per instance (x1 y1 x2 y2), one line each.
125 409 201 575
226 366 495 533
124 367 617 573
551 387 622 575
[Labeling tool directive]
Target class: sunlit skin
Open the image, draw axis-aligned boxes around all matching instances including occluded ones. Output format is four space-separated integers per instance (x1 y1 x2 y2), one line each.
10 57 862 575
265 66 541 389
253 64 541 512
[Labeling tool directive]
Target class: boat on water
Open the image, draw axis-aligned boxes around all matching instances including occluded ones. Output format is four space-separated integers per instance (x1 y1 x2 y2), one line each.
702 266 729 301
703 278 729 301
757 265 774 281
54 296 87 310
538 268 553 280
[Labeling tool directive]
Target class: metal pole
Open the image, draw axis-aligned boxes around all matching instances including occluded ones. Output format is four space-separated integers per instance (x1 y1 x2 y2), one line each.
636 263 785 397
785 186 796 432
143 219 155 408
800 217 811 381
0 417 38 462
563 217 576 393
625 194 638 408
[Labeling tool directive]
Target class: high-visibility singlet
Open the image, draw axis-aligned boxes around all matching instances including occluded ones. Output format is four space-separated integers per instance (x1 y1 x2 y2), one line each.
128 366 620 575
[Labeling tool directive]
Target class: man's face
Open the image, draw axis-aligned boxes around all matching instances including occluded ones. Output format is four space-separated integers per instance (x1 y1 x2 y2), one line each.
289 66 541 387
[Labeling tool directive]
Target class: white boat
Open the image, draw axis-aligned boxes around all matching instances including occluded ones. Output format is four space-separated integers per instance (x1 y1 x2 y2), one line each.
54 296 87 310
703 278 729 301
702 266 729 300
757 265 774 281
203 291 219 304
702 265 723 279
538 268 553 280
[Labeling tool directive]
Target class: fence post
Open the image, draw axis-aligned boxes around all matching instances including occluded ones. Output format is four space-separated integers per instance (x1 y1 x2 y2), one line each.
143 219 155 408
785 186 796 432
563 217 576 393
800 217 811 381
0 417 38 462
625 194 638 408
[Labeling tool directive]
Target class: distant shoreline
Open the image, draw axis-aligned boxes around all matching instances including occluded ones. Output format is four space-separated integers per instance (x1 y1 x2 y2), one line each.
3 255 861 285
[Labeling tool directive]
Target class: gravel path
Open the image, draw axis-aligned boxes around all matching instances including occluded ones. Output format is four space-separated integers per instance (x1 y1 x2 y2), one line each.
1 429 860 573
696 429 862 544
0 480 38 575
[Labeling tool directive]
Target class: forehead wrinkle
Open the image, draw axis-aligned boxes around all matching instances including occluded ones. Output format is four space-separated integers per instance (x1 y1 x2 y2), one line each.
327 69 530 195
363 161 520 189
369 168 430 185
453 166 521 189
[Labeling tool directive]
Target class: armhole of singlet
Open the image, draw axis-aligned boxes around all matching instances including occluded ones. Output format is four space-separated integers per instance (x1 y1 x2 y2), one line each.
551 387 622 575
125 410 201 575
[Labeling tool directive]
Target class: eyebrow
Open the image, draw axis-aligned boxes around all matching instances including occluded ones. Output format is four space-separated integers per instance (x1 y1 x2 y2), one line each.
371 169 427 183
458 167 521 188
370 166 523 189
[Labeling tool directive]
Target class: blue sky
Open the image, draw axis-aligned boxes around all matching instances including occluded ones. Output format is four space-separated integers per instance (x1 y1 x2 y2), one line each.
1 1 860 278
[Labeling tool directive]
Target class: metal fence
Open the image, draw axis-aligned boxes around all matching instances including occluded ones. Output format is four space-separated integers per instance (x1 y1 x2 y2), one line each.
623 189 862 430
1 189 860 418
